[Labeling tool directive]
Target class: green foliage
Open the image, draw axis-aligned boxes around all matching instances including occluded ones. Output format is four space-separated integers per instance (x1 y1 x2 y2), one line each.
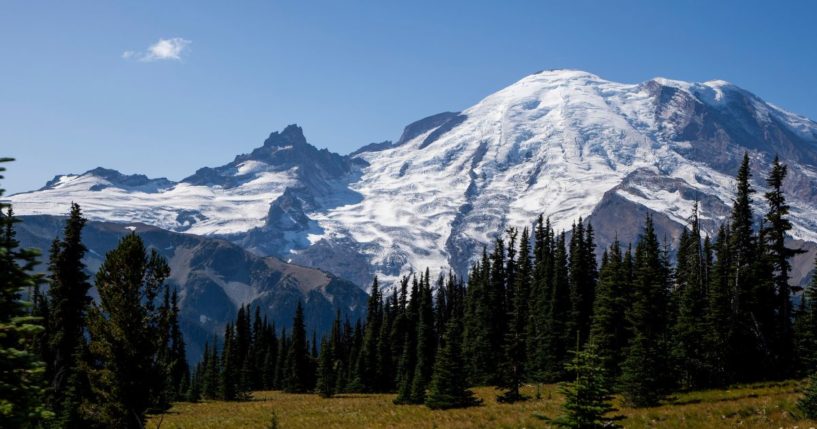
546 343 621 429
284 302 312 393
619 216 672 407
425 317 481 410
316 337 336 398
799 372 817 419
0 157 51 428
84 233 171 428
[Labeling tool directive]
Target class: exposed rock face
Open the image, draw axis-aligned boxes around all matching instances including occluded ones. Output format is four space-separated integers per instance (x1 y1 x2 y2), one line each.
9 70 817 290
14 215 368 361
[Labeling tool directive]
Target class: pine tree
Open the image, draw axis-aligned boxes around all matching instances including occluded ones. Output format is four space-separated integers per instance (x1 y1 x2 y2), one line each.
527 216 554 381
498 227 531 403
284 302 311 393
705 225 734 386
167 290 189 401
488 239 507 371
763 156 803 375
796 257 817 374
424 317 481 410
409 271 436 403
219 324 239 400
542 232 571 381
0 158 51 428
355 277 383 392
85 233 171 428
316 337 336 398
42 203 92 425
589 239 629 379
463 249 494 385
619 216 672 407
728 152 768 380
545 343 621 429
671 204 710 389
568 220 597 347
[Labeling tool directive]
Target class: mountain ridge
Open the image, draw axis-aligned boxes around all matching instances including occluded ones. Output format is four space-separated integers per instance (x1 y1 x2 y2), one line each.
9 69 817 288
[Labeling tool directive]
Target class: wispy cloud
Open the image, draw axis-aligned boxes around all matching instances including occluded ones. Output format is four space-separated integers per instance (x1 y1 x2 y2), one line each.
122 37 191 62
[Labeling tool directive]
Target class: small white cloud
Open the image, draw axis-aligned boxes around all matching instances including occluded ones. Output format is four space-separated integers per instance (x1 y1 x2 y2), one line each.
123 37 191 62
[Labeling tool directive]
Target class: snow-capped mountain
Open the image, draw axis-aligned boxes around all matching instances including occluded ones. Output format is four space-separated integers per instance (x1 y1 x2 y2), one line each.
10 69 817 288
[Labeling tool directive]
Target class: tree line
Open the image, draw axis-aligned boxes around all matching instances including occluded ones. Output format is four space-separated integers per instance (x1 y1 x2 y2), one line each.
202 152 817 410
5 151 817 426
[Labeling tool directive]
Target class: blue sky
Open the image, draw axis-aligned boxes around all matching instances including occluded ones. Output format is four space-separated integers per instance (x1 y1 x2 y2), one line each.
2 1 816 194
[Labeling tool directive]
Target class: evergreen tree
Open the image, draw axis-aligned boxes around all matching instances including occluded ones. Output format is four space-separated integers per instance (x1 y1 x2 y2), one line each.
589 239 629 379
284 302 311 393
409 271 436 403
202 339 220 399
705 225 734 386
219 324 239 400
0 158 51 428
498 227 531 402
619 216 672 407
728 152 766 380
568 220 597 347
527 217 554 381
42 203 92 425
796 257 817 374
545 343 621 429
394 275 419 403
355 277 383 392
763 156 803 375
463 249 495 385
424 317 481 410
488 239 507 371
798 371 817 419
316 337 336 398
671 204 710 389
85 233 171 428
542 232 571 381
167 290 189 401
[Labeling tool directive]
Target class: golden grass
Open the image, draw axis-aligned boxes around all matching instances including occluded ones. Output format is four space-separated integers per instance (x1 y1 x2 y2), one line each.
149 380 817 429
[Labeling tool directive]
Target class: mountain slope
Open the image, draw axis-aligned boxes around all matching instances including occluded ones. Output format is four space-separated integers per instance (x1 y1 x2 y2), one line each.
14 215 368 361
9 69 817 288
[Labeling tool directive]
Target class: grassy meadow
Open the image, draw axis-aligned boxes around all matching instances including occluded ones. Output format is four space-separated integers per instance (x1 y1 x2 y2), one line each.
149 381 817 429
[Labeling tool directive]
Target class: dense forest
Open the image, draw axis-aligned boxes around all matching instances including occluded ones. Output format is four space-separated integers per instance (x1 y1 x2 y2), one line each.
5 152 817 428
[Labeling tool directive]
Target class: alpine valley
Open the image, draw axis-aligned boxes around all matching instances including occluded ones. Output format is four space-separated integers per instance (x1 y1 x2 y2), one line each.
10 69 817 358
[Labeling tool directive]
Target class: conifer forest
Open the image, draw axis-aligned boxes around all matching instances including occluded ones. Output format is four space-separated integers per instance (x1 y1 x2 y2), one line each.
5 150 817 428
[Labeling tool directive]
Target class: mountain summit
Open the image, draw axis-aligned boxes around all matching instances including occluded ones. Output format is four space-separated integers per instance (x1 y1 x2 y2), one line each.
11 70 817 287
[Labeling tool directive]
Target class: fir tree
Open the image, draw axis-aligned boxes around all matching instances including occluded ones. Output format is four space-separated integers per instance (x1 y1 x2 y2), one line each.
43 203 92 425
589 239 629 379
542 232 571 381
409 272 436 403
763 156 803 375
356 277 383 392
85 233 171 428
424 317 481 410
705 225 734 386
0 158 51 428
671 204 710 389
796 257 817 374
284 302 311 393
545 343 621 429
167 290 189 401
527 216 554 381
619 216 672 407
463 249 495 385
316 337 336 398
498 227 531 403
219 324 239 400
